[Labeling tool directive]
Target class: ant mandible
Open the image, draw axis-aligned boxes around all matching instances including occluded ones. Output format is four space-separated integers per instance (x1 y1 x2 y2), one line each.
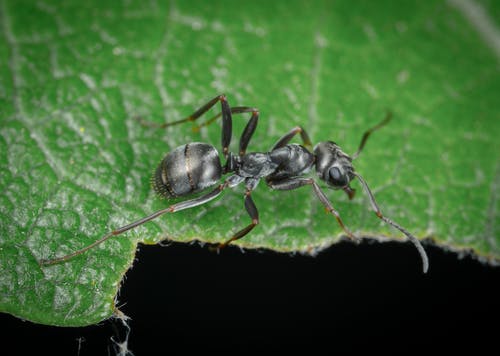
40 94 429 273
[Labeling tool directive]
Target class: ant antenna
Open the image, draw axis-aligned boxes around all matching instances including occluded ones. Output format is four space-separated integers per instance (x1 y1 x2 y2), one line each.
352 172 429 273
352 111 392 160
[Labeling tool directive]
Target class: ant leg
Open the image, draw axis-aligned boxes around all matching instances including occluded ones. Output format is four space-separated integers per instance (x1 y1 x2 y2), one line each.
39 181 232 266
238 108 259 155
192 106 258 132
135 93 233 158
271 126 312 151
136 94 228 129
186 106 259 156
352 172 429 273
136 94 261 158
352 111 392 159
218 188 259 248
267 177 359 242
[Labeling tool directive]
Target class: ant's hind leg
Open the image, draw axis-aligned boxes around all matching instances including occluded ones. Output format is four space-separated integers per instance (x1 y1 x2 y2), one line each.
184 106 260 156
136 94 233 159
135 94 261 159
238 108 259 155
40 182 231 266
135 94 229 129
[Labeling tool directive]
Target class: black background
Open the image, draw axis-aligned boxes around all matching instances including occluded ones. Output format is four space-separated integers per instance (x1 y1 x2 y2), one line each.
2 240 499 355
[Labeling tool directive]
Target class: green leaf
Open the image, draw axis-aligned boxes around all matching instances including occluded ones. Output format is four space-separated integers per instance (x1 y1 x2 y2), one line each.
1 0 499 326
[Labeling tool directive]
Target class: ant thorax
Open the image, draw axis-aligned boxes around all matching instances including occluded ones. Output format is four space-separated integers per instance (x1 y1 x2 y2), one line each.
237 152 278 178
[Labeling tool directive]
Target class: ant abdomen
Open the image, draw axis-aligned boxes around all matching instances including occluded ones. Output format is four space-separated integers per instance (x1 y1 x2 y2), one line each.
152 142 222 198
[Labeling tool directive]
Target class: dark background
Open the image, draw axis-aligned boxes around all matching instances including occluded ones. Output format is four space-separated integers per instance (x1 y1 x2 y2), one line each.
2 240 499 355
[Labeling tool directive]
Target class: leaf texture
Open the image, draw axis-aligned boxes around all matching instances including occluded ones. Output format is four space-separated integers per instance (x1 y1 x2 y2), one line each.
0 0 499 326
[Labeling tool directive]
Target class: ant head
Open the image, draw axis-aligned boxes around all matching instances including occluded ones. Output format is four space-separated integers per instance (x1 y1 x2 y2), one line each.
313 141 355 191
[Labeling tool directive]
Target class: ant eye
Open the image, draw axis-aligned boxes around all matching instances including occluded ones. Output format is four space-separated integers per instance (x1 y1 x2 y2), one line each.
328 167 347 187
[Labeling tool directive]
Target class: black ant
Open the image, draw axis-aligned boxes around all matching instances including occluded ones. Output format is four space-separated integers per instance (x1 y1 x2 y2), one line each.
40 94 428 272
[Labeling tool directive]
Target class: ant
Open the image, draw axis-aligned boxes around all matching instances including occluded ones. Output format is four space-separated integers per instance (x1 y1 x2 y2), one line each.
40 94 429 273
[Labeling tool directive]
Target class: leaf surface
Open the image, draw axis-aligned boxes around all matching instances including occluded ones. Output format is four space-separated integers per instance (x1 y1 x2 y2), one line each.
0 0 499 326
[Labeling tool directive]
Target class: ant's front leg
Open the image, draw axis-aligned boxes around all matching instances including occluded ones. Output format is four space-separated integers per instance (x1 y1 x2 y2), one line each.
267 177 359 243
271 126 312 151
